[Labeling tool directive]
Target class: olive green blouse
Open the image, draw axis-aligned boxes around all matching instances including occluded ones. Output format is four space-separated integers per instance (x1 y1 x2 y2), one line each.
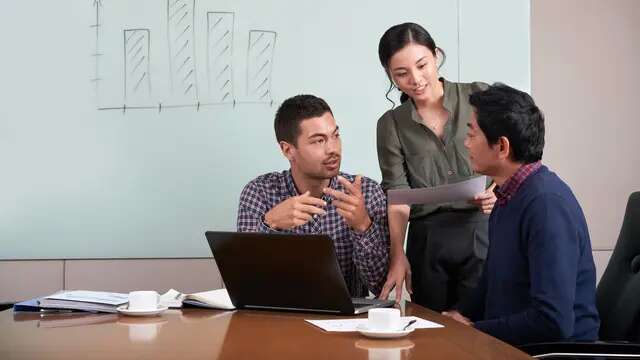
376 78 488 220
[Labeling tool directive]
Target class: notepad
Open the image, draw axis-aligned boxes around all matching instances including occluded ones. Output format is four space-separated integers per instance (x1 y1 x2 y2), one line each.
160 289 235 310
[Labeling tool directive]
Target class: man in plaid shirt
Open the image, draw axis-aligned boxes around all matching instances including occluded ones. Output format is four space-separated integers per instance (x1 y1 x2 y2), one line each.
237 94 390 297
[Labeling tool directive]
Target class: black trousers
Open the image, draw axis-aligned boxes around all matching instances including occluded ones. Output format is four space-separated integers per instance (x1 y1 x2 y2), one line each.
406 210 489 312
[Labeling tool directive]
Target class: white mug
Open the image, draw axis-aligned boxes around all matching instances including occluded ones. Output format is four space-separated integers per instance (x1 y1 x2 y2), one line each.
367 308 401 330
128 291 160 311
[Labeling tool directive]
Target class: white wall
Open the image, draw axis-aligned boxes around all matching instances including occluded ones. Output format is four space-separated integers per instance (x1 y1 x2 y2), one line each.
0 0 530 259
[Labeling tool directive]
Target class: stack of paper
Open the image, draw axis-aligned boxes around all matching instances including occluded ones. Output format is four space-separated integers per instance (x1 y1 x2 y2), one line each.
39 291 128 313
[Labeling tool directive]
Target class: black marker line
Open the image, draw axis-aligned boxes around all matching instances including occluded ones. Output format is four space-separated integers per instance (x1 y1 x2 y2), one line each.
252 60 269 79
183 69 194 82
177 11 189 25
132 55 146 74
133 72 147 92
177 56 191 72
258 42 271 56
249 32 265 49
215 65 229 81
169 4 187 21
217 44 229 58
210 16 223 31
177 24 191 40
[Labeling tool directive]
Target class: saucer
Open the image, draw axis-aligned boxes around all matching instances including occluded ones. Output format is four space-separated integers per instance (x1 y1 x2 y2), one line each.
117 304 168 317
356 324 414 339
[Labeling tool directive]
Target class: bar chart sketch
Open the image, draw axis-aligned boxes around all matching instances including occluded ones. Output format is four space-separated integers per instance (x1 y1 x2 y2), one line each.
246 30 276 102
92 0 279 112
124 29 151 102
167 0 198 100
207 12 234 103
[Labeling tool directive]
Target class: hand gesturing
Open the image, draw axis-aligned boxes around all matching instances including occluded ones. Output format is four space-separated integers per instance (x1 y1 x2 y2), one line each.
264 191 327 230
323 175 372 233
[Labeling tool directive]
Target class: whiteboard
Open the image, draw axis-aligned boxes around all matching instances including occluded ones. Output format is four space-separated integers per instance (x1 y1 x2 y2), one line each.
0 0 529 259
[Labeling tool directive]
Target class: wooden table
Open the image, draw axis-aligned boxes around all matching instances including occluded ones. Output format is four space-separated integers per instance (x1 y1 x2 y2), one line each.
0 302 531 359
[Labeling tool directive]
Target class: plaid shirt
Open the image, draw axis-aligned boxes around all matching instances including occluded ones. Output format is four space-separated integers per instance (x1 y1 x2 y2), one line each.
495 161 542 207
237 170 390 297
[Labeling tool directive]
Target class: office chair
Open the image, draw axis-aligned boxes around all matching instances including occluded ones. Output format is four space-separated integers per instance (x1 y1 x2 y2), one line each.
519 192 640 358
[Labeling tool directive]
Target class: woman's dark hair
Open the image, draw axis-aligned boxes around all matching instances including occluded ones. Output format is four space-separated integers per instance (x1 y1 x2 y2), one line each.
469 83 545 163
274 94 333 146
378 22 446 107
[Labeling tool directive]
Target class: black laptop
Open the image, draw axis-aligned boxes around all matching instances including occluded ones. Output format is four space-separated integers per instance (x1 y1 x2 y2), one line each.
205 231 394 314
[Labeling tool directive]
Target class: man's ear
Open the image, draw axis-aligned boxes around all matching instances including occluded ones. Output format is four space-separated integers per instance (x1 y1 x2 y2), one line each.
497 136 511 160
279 141 295 162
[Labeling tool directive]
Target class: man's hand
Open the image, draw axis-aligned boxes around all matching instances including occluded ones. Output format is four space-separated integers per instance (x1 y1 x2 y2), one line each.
323 175 371 233
379 252 412 303
469 188 497 214
264 191 326 230
442 310 473 326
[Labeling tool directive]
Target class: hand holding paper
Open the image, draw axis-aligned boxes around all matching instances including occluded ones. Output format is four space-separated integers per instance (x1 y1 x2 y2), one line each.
468 183 497 214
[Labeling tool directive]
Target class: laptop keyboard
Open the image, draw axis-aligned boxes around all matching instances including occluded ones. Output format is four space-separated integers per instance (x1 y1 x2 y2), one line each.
352 298 384 307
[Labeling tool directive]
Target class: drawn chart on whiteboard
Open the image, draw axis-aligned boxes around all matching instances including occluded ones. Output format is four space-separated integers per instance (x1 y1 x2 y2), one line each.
91 0 278 112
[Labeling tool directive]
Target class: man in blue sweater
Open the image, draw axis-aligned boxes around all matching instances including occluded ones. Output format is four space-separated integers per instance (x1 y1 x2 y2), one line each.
442 83 600 345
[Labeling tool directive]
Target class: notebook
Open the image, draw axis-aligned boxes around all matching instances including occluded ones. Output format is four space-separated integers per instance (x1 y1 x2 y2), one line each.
160 288 235 310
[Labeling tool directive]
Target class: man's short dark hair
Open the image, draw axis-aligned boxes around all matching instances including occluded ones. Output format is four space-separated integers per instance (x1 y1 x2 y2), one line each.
274 94 333 145
469 83 545 163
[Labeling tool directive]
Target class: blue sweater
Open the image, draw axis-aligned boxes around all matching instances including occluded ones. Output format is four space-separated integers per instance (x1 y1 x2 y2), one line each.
462 166 600 345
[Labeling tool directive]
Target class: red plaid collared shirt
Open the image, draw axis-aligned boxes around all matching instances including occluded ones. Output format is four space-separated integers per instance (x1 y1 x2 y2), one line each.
495 161 542 207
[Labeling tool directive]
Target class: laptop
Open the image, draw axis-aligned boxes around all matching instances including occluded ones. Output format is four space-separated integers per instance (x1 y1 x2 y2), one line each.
205 231 395 314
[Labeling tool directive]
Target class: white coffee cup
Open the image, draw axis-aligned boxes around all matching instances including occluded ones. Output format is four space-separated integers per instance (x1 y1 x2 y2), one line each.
367 308 401 331
128 291 160 311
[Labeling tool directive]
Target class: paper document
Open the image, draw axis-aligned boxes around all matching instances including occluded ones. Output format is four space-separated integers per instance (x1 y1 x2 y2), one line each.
305 316 443 332
160 288 235 310
43 291 128 305
39 290 128 313
387 176 487 205
160 289 184 308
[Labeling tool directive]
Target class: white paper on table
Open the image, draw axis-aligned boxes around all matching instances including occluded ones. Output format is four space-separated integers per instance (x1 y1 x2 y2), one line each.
387 176 487 205
305 316 443 332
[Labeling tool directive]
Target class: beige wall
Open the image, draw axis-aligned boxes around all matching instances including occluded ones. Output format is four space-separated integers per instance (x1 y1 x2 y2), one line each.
531 0 640 274
0 259 222 304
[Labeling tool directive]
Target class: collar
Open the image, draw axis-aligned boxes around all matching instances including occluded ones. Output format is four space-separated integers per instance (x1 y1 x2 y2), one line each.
495 161 542 206
284 169 336 202
408 77 455 125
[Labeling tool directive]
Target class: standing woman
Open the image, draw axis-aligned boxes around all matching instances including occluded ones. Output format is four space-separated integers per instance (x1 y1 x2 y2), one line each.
376 23 496 311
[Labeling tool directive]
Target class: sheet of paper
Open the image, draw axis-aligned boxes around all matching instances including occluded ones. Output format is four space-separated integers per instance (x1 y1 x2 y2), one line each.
160 289 184 308
387 176 487 205
305 316 443 332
